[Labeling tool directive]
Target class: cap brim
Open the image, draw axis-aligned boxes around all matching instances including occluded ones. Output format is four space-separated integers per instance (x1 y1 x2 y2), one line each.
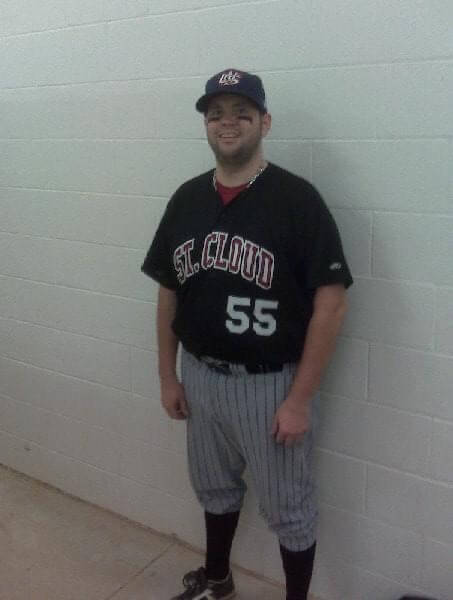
195 91 265 113
195 93 214 113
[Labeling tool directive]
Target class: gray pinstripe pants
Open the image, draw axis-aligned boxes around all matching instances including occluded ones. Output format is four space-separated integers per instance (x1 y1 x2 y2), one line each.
181 348 318 552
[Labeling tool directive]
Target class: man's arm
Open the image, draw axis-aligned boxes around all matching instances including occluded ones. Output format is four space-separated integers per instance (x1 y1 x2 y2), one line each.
157 284 188 420
272 283 348 445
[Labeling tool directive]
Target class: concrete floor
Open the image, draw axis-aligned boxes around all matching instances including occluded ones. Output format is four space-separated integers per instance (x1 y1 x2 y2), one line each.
0 464 294 600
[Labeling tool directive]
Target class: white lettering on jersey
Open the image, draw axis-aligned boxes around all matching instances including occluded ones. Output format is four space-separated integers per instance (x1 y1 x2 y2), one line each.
241 241 260 282
256 248 274 290
201 232 217 270
182 239 195 276
228 236 244 274
214 232 229 270
173 238 195 284
175 232 275 288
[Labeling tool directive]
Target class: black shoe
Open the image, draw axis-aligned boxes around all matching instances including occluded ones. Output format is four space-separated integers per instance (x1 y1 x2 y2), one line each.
170 567 236 599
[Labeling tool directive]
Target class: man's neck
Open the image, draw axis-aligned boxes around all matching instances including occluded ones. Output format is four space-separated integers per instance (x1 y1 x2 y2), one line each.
215 155 267 187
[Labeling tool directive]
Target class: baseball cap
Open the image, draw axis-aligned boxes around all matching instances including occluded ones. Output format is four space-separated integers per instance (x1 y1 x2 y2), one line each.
195 68 267 113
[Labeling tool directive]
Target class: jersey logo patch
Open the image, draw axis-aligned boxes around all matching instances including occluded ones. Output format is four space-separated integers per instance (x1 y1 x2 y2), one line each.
329 262 342 271
218 70 241 86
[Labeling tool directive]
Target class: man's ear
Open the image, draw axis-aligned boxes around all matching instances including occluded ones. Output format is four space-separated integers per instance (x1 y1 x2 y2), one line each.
261 112 272 137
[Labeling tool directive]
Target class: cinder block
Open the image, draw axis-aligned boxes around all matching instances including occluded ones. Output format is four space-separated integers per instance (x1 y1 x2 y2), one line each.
47 411 121 474
265 141 312 180
435 288 453 355
0 140 213 198
0 430 66 490
45 448 131 516
430 420 453 483
321 336 368 401
371 0 452 59
309 0 384 65
321 505 424 586
376 62 453 137
312 140 451 213
51 240 156 302
331 209 372 277
0 0 148 34
357 571 423 600
125 394 171 447
105 3 312 80
0 318 130 390
369 344 453 420
373 214 453 286
119 440 192 500
310 0 452 64
314 448 366 512
318 394 432 475
0 234 57 282
0 188 167 254
0 394 50 447
160 495 204 550
266 67 378 139
130 347 160 400
312 550 418 600
342 278 435 349
0 277 157 350
0 1 66 35
366 464 453 544
310 551 362 600
421 539 453 600
64 0 148 26
1 26 110 88
0 355 141 438
1 395 127 478
0 80 204 141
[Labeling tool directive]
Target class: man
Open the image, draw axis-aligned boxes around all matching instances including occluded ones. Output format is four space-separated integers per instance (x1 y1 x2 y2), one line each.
142 68 353 600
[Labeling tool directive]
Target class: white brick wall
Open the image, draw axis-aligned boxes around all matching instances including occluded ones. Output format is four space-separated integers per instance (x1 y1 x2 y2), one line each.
0 2 452 599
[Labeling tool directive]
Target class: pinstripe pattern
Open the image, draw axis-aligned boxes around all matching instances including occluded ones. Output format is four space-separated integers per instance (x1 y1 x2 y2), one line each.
181 348 318 552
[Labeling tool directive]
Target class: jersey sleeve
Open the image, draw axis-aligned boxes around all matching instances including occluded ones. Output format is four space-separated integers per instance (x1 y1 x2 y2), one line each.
297 187 353 290
141 199 178 290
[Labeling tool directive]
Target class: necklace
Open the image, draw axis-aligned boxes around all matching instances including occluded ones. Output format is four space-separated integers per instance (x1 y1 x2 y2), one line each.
212 163 267 191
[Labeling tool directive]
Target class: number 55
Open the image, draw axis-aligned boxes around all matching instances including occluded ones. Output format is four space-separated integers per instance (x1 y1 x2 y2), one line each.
226 296 278 336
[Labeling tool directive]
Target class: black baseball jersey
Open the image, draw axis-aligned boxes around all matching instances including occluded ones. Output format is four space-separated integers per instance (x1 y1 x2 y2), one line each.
142 163 353 364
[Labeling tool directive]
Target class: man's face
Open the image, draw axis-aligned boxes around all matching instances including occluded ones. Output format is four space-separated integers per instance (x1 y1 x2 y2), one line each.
204 94 271 167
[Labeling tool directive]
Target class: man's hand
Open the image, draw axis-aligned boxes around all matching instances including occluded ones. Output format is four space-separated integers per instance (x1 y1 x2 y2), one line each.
160 376 188 420
271 397 311 446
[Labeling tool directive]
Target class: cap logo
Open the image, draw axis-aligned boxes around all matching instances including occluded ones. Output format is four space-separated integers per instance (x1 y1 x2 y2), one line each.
218 70 241 86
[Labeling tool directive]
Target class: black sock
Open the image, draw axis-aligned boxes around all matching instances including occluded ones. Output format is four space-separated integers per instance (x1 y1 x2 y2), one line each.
204 510 240 582
280 541 316 600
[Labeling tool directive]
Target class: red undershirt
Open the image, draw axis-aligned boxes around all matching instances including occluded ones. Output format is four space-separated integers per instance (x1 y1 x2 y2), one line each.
216 180 248 206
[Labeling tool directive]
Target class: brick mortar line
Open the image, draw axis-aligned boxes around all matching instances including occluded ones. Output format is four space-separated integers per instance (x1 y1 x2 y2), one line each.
0 232 150 252
0 272 157 303
0 427 186 494
0 390 182 457
1 57 453 91
0 136 451 142
0 186 169 200
0 0 278 40
0 350 156 395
